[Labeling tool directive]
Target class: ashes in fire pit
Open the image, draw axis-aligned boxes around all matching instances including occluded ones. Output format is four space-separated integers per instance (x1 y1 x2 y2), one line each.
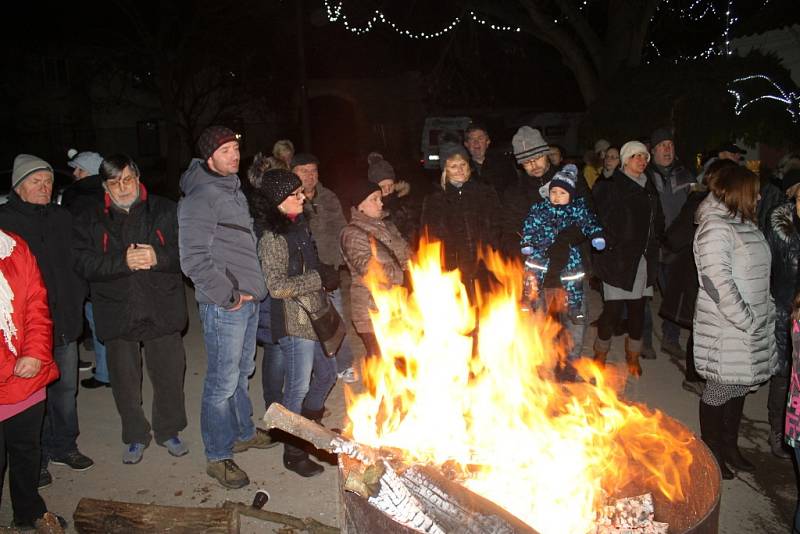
595 493 668 534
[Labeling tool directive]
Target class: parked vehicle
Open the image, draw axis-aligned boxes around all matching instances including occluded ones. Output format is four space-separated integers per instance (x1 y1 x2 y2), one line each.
420 116 472 170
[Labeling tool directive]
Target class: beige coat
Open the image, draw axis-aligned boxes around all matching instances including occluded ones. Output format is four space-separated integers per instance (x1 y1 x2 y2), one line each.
340 209 410 333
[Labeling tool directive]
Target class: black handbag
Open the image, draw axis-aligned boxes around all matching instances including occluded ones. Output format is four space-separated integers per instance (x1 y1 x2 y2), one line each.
294 294 346 358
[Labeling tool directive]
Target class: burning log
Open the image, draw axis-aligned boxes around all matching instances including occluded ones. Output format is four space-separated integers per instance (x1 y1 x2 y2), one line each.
263 403 536 534
594 494 668 534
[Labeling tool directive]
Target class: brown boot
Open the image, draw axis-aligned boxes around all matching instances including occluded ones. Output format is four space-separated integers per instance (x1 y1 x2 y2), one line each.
625 337 643 377
593 337 611 368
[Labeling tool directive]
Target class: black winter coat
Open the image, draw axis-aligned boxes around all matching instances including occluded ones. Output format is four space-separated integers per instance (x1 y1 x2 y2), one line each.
60 175 104 218
0 192 85 345
658 189 709 328
72 186 187 342
765 201 800 372
501 165 557 258
470 151 518 196
592 170 664 292
420 179 502 281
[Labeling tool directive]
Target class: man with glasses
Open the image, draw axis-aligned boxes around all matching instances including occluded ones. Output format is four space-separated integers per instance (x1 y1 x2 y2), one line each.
72 154 189 466
0 154 93 489
178 126 270 489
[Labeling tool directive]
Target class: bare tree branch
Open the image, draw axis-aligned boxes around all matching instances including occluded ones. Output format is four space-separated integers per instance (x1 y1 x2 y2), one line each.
553 0 604 72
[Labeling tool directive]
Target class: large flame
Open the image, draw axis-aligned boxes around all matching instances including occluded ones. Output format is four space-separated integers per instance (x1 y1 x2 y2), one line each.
345 238 693 534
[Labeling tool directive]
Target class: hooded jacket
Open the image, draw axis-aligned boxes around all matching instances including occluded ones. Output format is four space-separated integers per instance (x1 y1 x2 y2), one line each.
72 185 188 342
178 159 267 307
0 192 85 345
692 193 777 385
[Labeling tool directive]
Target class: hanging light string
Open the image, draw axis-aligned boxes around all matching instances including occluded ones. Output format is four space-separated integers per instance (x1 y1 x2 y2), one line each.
323 1 519 38
727 74 800 123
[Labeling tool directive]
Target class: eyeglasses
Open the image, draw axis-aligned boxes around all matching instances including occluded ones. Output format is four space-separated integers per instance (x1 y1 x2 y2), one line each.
106 176 138 188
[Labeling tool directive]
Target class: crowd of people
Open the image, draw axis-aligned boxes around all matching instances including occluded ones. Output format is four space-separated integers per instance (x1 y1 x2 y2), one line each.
1 121 799 529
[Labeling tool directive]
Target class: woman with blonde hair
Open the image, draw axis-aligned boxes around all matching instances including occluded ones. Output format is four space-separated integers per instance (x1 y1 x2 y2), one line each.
272 139 295 170
694 165 777 478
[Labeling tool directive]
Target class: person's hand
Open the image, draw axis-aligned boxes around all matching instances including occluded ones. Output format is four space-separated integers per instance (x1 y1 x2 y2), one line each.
227 292 254 312
134 244 157 268
14 356 42 378
126 244 155 270
318 263 340 292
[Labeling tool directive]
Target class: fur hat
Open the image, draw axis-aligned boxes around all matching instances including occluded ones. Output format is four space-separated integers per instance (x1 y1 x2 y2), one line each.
350 180 382 208
67 150 103 176
12 154 53 189
197 126 239 161
259 168 301 207
650 127 673 148
438 143 469 169
512 126 549 163
290 153 319 170
620 141 650 168
549 164 578 200
367 152 395 184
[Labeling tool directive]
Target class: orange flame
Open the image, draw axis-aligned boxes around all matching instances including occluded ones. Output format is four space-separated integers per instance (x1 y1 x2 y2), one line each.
345 238 693 534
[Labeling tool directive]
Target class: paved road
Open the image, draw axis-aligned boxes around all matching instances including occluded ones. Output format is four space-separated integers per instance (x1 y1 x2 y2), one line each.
0 286 792 533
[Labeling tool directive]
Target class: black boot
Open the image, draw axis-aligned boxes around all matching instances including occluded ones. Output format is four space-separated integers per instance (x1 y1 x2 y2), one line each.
768 374 792 459
699 401 734 480
721 396 755 472
283 444 324 478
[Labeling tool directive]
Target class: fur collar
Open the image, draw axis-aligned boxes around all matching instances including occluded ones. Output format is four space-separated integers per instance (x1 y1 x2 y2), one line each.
769 202 800 243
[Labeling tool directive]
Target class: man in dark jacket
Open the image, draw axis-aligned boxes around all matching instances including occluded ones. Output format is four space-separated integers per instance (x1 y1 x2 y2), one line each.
0 154 94 489
644 128 696 360
62 150 110 387
178 126 271 489
464 123 516 196
73 154 189 467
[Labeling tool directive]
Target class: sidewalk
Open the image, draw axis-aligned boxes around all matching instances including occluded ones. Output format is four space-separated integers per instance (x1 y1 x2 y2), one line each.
0 286 791 533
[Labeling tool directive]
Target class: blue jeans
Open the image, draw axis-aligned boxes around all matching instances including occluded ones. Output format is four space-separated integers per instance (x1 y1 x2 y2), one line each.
199 301 258 461
276 336 337 414
85 301 109 383
329 289 354 373
41 342 79 462
262 341 284 409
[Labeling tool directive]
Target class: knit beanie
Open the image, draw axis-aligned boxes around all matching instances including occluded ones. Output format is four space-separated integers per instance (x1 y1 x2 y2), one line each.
549 164 578 200
650 127 673 148
620 141 650 168
512 126 549 163
350 180 382 208
290 153 319 170
438 143 470 169
367 152 395 184
593 139 611 154
67 151 103 175
12 154 53 189
259 169 301 207
197 126 239 161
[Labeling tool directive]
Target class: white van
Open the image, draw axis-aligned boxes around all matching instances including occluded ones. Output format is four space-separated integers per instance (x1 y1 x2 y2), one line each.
420 116 472 170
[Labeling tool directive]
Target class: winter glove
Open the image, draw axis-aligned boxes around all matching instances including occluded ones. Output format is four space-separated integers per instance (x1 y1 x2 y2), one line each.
317 263 340 292
591 237 606 251
520 246 534 257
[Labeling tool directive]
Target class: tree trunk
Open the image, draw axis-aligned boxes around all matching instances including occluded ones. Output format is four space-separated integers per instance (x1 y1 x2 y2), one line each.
72 498 238 534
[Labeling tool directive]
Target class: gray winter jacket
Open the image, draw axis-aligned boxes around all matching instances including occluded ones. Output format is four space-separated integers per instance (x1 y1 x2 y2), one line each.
692 193 777 385
304 184 348 268
177 159 267 307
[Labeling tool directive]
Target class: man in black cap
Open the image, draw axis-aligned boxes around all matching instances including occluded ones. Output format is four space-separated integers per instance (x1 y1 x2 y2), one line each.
0 155 93 488
717 142 747 163
644 128 696 360
178 126 272 489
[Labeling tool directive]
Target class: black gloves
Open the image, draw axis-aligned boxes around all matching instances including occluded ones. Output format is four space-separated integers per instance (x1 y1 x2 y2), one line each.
317 263 340 292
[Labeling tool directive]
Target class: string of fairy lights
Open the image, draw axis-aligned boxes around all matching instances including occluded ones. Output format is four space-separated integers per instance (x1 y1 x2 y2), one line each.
322 0 796 121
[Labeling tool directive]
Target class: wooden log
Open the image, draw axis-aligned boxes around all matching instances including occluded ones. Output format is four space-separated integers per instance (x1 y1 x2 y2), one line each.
73 498 238 534
222 502 339 534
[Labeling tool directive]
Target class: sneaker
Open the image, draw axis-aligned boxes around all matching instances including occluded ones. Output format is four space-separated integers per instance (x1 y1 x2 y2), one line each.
207 459 249 489
78 359 93 371
122 442 147 464
50 450 94 471
38 466 52 489
337 367 358 383
661 339 685 359
13 513 68 531
81 376 110 389
233 428 279 453
159 436 189 457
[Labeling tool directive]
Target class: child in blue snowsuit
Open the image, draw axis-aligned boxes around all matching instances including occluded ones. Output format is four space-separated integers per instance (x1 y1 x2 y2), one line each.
520 164 605 326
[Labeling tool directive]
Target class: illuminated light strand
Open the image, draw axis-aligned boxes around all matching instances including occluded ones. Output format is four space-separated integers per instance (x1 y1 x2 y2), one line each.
323 1 519 38
727 74 800 123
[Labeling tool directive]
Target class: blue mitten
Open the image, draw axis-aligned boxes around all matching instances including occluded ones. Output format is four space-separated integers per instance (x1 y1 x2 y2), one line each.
591 237 606 251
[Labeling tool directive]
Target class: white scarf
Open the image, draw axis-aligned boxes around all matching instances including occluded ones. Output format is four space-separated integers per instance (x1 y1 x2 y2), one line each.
0 231 18 355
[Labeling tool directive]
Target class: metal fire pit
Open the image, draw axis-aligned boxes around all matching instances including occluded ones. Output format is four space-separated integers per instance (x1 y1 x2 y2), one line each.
337 413 720 534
